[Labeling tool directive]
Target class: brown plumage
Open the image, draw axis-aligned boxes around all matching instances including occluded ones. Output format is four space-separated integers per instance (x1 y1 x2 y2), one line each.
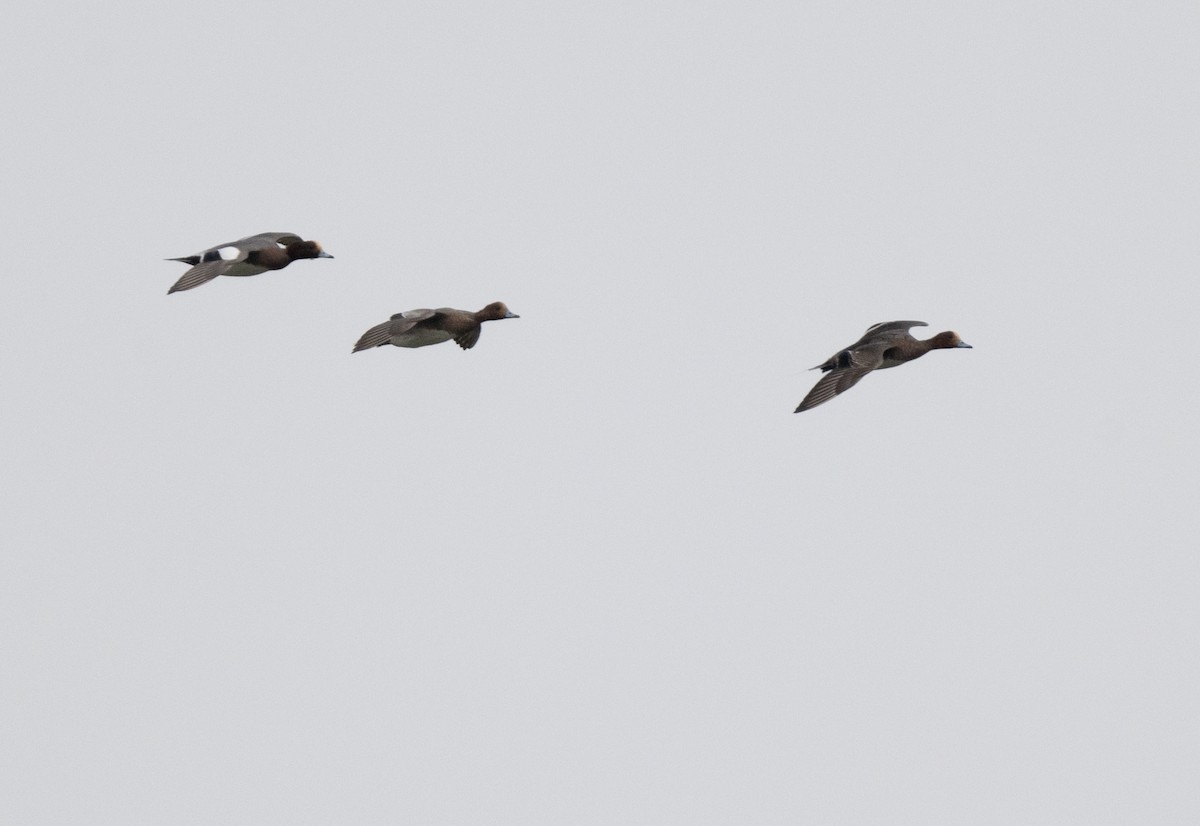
795 321 972 413
352 302 519 352
165 232 333 294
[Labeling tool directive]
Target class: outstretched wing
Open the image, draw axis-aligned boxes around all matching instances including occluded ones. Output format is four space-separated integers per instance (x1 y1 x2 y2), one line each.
168 260 232 293
236 232 303 250
794 343 888 412
795 367 874 412
352 320 393 352
860 320 927 338
351 309 440 352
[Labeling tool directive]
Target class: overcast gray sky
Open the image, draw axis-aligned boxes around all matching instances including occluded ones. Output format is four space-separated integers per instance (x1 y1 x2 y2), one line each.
3 1 1198 823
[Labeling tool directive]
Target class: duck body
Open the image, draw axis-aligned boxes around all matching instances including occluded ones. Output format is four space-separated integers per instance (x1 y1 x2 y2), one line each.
353 302 519 352
796 321 971 413
166 232 332 293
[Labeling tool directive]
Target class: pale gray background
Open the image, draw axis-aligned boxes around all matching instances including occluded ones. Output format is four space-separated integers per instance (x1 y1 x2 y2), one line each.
2 1 1198 823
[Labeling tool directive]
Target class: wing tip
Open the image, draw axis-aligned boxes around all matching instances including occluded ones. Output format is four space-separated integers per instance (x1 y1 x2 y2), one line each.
352 323 392 352
166 262 225 294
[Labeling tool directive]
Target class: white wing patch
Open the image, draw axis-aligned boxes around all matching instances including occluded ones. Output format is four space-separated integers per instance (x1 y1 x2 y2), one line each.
216 246 241 261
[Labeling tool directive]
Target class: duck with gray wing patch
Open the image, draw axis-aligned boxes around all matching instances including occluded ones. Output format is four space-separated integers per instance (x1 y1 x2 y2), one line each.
353 302 519 352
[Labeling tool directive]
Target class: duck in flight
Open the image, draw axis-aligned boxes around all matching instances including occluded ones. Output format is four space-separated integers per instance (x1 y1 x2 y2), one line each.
352 302 519 352
795 321 971 413
165 232 332 294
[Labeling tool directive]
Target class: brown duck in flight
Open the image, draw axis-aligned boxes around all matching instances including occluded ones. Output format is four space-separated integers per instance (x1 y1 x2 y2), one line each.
352 302 519 352
795 321 971 413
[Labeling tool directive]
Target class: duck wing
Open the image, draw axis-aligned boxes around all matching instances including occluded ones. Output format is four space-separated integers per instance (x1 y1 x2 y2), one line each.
235 232 304 250
352 309 442 352
795 343 889 412
454 327 481 350
168 258 242 293
858 320 927 341
795 367 873 412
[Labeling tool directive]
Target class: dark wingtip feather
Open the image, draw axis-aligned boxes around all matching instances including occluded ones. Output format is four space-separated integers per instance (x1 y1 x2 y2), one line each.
352 321 392 352
795 368 871 413
167 261 224 294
